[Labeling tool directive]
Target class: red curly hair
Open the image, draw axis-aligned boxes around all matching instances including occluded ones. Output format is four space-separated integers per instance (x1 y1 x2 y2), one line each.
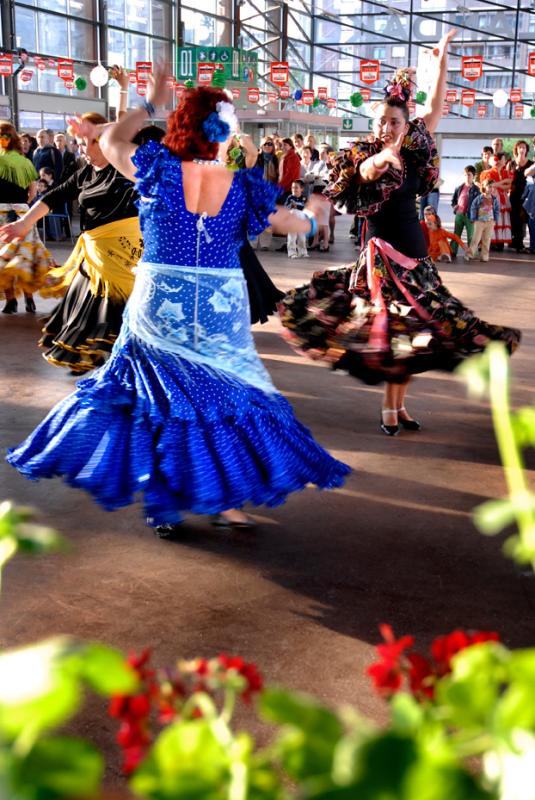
163 86 230 160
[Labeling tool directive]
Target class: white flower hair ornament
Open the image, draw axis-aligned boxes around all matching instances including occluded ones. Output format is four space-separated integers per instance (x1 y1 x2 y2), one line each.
202 100 238 143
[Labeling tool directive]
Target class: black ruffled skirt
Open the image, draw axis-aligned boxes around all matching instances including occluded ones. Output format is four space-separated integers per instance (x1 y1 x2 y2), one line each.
279 240 521 385
40 263 125 373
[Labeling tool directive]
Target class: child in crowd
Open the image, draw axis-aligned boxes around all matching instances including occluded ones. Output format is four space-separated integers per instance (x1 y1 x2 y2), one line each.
285 180 308 258
450 165 480 258
425 212 466 263
38 166 55 187
419 205 435 249
465 179 499 263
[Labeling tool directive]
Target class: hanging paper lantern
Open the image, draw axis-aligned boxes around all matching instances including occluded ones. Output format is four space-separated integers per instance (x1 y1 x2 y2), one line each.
74 76 87 91
416 90 427 104
184 79 195 89
313 97 320 108
492 89 508 108
531 107 535 118
350 92 363 107
293 89 302 100
89 64 108 87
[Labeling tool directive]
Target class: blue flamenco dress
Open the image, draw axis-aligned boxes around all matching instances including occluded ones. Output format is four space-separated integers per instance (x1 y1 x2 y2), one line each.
7 140 350 525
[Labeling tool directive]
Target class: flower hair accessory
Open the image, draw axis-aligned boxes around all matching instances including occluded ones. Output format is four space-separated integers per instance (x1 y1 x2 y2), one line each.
202 100 238 143
383 67 416 103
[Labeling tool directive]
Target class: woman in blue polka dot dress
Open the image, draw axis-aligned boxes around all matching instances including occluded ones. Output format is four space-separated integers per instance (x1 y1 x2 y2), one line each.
6 71 350 535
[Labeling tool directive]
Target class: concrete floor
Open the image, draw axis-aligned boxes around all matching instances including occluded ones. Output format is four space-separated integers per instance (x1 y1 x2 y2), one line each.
1 218 535 788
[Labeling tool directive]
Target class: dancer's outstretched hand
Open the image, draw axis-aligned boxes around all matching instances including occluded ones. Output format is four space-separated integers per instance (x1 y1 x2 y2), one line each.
434 28 457 59
147 63 170 109
0 220 30 243
377 129 406 172
67 115 97 142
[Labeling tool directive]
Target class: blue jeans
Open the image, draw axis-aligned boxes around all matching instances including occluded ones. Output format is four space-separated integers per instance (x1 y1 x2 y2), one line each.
419 189 439 220
528 215 535 252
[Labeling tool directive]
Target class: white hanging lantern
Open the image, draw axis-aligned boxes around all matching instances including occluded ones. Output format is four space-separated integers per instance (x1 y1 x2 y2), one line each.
492 89 508 108
89 64 108 87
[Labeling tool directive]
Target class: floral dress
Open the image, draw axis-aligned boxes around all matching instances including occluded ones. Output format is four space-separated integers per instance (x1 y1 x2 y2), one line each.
7 141 349 526
279 119 520 384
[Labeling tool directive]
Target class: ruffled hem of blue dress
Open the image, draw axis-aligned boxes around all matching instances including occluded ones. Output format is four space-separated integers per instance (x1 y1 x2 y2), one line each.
7 334 350 525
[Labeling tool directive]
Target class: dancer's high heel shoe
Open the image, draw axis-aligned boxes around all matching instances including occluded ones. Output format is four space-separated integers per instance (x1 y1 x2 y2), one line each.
25 296 36 313
380 408 399 437
2 298 17 314
397 406 421 431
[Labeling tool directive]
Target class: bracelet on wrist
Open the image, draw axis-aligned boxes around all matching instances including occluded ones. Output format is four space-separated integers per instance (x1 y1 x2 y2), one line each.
140 99 156 118
119 90 128 95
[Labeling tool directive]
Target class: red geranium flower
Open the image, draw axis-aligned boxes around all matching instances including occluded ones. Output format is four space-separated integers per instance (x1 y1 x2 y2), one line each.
407 652 435 699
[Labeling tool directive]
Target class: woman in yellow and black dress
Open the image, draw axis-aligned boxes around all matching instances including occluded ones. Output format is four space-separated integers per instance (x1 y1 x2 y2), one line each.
0 113 142 373
0 121 54 314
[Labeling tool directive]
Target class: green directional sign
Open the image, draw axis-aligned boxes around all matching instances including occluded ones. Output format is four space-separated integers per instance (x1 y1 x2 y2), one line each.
342 117 354 131
176 46 258 84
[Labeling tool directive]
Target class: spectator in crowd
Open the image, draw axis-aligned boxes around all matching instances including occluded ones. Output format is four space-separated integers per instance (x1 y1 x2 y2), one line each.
32 128 62 181
492 137 505 157
273 135 283 159
301 145 316 193
509 139 533 253
310 181 331 252
254 137 279 251
39 166 55 187
475 146 493 184
425 211 466 262
284 179 308 259
292 133 304 157
279 137 301 199
418 177 441 220
20 133 37 161
311 145 331 183
465 178 499 263
482 152 512 250
450 164 480 258
55 132 78 182
304 133 319 161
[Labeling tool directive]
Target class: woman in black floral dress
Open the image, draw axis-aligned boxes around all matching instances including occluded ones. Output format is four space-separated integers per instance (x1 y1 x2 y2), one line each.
279 29 520 436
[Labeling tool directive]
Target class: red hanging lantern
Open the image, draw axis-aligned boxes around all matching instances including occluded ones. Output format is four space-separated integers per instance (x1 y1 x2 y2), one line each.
510 88 522 104
302 89 314 105
247 87 259 104
360 88 371 102
128 71 137 84
514 104 524 119
461 89 475 107
0 54 13 77
57 58 74 80
19 69 33 84
175 83 186 98
442 102 449 117
477 104 487 117
136 61 152 83
317 86 328 100
232 88 241 99
267 91 277 103
270 61 289 85
445 89 458 103
461 55 483 81
360 59 380 84
327 98 336 109
64 78 75 90
136 81 147 96
279 86 290 99
528 52 535 77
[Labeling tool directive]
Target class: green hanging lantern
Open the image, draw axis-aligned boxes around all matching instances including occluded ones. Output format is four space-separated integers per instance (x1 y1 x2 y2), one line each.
211 70 226 88
184 79 195 89
74 76 87 91
530 107 535 118
313 97 320 108
416 90 427 104
350 91 363 108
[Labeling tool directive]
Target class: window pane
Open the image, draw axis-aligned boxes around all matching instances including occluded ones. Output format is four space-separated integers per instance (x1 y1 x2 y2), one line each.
15 6 37 52
43 112 67 132
152 0 171 38
68 0 94 15
182 10 216 46
152 38 170 64
38 11 68 56
106 0 125 27
108 28 125 65
126 0 150 32
126 32 150 68
70 19 95 60
19 111 43 132
38 0 67 12
39 71 69 95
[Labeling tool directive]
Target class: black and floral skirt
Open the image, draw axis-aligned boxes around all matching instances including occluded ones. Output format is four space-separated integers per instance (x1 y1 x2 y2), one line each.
40 263 125 373
278 239 521 385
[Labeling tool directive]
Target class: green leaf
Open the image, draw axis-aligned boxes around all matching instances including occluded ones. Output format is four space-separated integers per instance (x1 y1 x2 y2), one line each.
0 638 81 740
511 407 535 448
457 351 491 398
13 736 103 798
0 501 66 553
435 643 509 730
473 499 516 535
70 642 138 696
403 761 496 800
391 693 424 734
131 718 232 798
259 688 344 780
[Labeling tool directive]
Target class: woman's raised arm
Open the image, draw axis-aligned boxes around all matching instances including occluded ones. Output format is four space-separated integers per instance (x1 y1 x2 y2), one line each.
421 28 457 135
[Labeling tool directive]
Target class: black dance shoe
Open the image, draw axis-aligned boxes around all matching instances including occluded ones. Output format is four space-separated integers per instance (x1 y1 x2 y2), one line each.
25 297 36 313
2 298 18 314
398 407 421 431
380 411 399 437
153 523 183 540
211 513 257 530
